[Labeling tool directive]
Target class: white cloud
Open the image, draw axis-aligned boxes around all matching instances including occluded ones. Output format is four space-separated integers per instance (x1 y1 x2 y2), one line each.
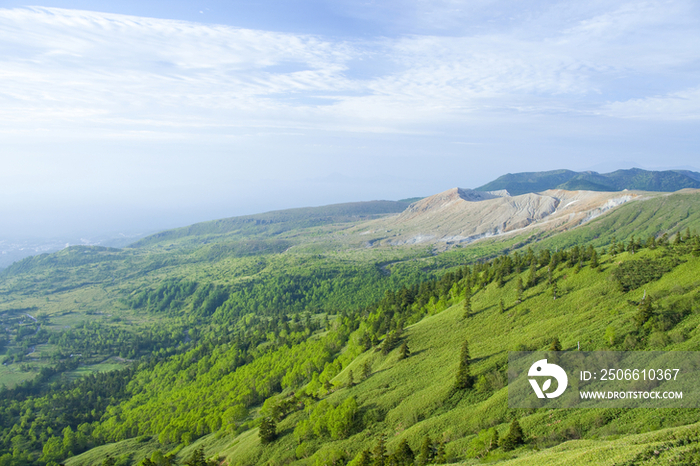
0 1 699 140
603 86 700 120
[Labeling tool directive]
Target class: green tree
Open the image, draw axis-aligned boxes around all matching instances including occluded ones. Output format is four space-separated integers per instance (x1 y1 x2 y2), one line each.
647 235 657 249
590 248 599 268
259 417 277 444
398 342 410 360
416 435 434 466
549 337 562 351
40 437 64 464
393 439 414 466
356 449 372 466
499 299 505 313
515 277 523 304
62 426 77 455
372 434 387 466
435 442 446 464
500 419 524 451
381 332 397 355
454 340 472 390
362 361 372 379
347 369 355 388
527 259 537 288
489 428 500 451
635 293 654 328
463 291 472 318
184 447 216 466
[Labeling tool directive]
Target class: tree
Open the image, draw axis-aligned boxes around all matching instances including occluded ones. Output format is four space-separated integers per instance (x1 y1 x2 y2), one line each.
549 337 562 351
647 235 657 249
381 332 397 355
184 447 216 466
41 437 64 464
362 360 372 379
416 435 434 466
551 279 558 300
590 248 599 268
398 342 410 360
527 259 537 288
259 416 277 444
356 449 372 466
393 439 414 466
454 340 472 390
515 277 523 304
435 442 446 464
372 434 387 466
635 293 654 328
347 369 355 387
500 419 524 451
489 428 500 451
499 299 505 313
62 426 77 455
463 291 472 318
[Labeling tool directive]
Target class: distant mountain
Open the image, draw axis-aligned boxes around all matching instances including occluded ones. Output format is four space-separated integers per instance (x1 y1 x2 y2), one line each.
131 200 413 247
476 168 700 195
348 187 649 249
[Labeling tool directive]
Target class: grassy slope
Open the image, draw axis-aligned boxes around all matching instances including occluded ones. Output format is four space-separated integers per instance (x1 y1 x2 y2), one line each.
131 200 413 248
6 191 700 463
66 245 700 465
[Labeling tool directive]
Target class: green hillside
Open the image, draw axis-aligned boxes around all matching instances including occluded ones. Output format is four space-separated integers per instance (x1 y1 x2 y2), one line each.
131 200 414 248
60 232 700 466
475 170 579 195
476 168 700 195
1 190 700 466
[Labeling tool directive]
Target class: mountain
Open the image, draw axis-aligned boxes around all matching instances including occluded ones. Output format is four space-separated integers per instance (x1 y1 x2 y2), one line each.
477 168 700 195
65 232 700 466
345 187 647 250
2 180 700 466
131 200 413 248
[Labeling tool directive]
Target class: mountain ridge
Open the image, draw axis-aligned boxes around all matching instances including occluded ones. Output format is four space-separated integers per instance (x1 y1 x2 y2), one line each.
476 168 700 195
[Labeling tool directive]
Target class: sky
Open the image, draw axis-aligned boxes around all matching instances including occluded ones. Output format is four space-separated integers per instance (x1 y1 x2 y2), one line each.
1 0 700 239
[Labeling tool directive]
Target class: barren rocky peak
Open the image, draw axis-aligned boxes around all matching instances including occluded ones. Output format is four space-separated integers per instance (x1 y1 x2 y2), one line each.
401 187 507 218
363 187 647 249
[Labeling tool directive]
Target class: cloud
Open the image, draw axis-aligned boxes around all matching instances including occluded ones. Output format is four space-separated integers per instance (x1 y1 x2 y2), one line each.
603 86 700 120
0 1 699 141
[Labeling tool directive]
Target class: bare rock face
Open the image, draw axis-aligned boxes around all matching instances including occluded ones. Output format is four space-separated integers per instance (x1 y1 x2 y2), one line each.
352 187 645 248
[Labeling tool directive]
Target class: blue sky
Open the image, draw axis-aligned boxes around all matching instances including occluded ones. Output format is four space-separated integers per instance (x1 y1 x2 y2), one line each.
2 0 700 237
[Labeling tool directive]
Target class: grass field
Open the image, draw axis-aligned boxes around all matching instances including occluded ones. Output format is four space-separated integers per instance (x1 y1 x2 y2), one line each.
63 245 700 466
6 192 700 465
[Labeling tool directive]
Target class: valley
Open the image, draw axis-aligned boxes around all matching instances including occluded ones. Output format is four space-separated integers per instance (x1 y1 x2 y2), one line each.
1 169 700 466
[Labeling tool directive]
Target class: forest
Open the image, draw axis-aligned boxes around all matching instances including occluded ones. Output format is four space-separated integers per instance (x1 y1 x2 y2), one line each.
1 193 700 465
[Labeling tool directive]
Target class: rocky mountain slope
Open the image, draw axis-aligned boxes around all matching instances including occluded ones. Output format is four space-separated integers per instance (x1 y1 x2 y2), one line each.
344 187 653 249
